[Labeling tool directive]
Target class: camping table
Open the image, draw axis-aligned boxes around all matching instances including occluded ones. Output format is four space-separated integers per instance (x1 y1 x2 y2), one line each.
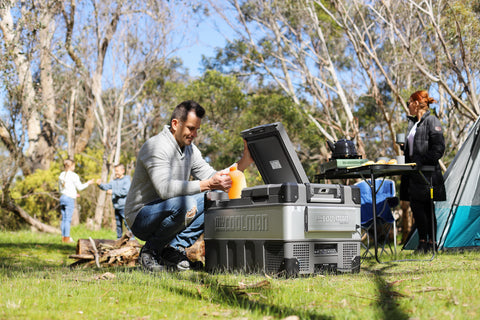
315 163 435 263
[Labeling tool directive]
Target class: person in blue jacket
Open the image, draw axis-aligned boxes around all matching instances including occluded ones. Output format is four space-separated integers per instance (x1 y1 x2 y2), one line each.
96 164 132 239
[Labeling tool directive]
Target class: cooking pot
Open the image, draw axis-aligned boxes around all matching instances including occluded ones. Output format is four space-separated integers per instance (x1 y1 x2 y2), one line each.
327 139 360 159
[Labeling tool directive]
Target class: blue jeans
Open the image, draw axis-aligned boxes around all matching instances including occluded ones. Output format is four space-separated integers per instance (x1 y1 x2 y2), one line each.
131 193 205 253
60 195 75 237
115 208 132 239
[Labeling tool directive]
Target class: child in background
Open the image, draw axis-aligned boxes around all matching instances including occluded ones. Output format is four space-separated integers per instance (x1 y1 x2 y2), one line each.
58 159 94 243
96 164 132 240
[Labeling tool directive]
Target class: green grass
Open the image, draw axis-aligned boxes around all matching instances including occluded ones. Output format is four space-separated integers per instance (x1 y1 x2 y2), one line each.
1 227 480 320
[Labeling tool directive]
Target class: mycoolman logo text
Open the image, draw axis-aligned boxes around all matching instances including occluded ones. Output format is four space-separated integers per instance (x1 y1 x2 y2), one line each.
215 214 269 232
315 215 350 224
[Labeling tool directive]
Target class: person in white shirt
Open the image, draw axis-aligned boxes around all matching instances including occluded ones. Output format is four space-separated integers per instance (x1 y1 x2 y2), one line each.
58 159 94 243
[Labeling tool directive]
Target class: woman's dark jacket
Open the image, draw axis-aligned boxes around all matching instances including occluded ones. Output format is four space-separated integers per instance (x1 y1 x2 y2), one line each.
400 110 446 202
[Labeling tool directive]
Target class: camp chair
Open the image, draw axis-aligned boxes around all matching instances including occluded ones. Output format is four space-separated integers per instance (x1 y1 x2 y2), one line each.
356 178 399 259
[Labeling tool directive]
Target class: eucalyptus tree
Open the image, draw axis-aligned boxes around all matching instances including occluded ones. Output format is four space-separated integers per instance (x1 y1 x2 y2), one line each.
0 0 204 231
0 1 65 232
0 0 59 174
60 1 186 229
208 0 480 164
319 0 480 166
56 0 205 230
208 0 366 162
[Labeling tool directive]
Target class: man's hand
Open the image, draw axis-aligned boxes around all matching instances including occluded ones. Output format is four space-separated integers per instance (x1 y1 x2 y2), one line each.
200 171 232 192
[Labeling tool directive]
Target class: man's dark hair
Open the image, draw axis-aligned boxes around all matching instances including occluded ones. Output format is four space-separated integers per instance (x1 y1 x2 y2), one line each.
170 100 206 125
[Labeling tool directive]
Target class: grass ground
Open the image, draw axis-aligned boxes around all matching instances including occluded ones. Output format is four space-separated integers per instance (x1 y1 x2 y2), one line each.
1 226 479 320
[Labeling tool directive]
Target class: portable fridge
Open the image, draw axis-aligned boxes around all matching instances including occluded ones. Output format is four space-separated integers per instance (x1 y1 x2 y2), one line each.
204 122 362 276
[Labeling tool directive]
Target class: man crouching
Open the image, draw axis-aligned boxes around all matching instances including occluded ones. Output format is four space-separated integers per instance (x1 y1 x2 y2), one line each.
125 100 252 272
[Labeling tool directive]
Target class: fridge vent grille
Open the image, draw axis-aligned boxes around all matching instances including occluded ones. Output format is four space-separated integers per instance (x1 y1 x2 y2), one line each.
265 242 284 273
293 243 310 271
342 243 358 268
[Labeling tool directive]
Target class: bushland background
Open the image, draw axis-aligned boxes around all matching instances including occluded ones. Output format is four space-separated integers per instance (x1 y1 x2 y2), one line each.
1 1 479 236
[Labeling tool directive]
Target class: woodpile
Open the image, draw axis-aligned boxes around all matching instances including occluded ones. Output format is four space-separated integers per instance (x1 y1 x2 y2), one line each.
69 233 206 269
69 234 141 268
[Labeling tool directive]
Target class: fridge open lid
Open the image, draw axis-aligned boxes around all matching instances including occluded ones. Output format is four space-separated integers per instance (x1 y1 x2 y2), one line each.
241 122 310 185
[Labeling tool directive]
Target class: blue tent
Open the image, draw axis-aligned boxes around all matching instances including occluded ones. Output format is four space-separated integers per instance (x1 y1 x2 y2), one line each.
405 117 480 250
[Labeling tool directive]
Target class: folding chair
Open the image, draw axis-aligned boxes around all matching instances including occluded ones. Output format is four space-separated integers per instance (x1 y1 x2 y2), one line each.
356 178 399 258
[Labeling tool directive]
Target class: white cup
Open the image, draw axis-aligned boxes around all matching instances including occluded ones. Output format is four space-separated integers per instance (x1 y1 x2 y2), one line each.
395 155 405 164
396 133 405 145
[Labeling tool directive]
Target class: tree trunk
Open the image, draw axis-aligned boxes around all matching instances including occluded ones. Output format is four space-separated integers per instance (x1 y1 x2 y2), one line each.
94 192 107 231
71 201 80 226
94 159 111 230
67 89 77 158
105 197 115 230
1 196 60 234
74 99 96 154
0 2 57 173
35 2 57 171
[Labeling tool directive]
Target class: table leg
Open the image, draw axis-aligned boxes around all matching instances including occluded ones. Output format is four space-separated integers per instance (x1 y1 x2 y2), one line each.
369 172 382 263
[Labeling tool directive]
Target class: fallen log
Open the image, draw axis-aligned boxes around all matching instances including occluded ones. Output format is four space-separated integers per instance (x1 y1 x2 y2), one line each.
69 254 95 260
